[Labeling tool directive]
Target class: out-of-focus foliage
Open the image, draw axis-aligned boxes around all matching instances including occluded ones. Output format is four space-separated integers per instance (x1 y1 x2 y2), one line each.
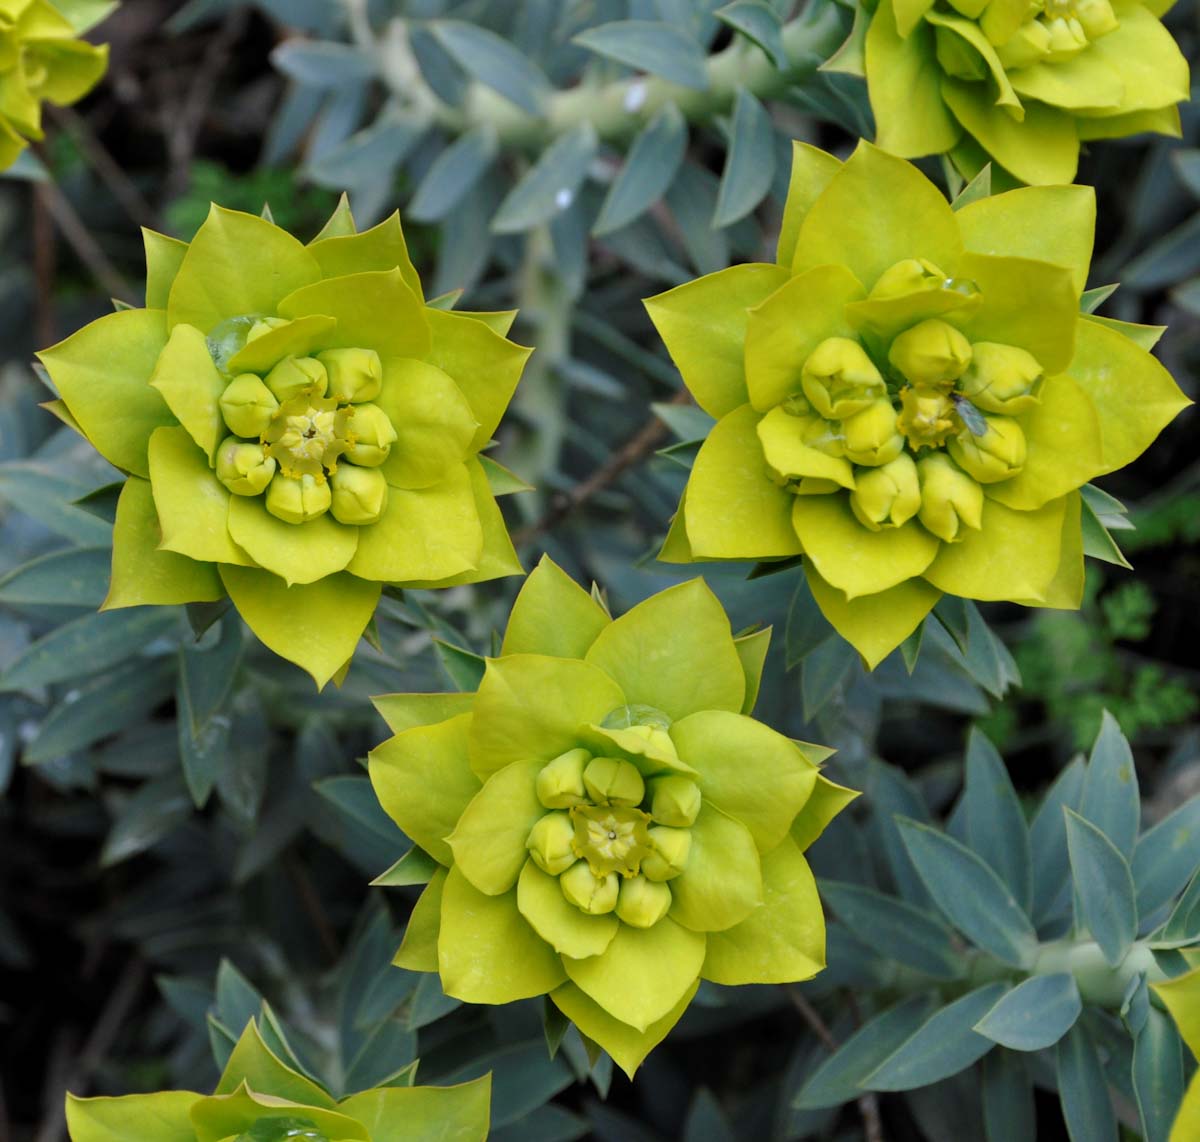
0 1 1197 1139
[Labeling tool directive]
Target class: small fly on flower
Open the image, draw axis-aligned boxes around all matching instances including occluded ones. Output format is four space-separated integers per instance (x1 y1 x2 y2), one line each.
952 395 988 437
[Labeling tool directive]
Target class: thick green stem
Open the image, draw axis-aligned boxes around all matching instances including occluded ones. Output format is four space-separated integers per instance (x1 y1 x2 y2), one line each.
877 937 1167 1010
358 3 848 149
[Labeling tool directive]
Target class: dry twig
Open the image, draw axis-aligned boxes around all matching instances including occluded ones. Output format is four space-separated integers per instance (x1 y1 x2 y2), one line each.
786 986 886 1142
512 389 693 547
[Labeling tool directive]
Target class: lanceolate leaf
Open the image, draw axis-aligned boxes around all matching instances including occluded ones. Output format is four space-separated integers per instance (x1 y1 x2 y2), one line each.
492 125 599 234
964 728 1032 911
898 818 1038 967
1131 1007 1185 1142
1056 1023 1117 1142
973 973 1082 1051
594 104 688 236
0 546 111 608
981 1050 1035 1142
572 21 710 91
821 880 963 979
431 21 551 114
794 995 939 1109
1078 711 1140 858
409 125 499 223
716 2 787 68
1131 795 1200 919
1 608 178 691
1065 808 1138 967
1030 756 1086 926
862 984 1007 1091
713 88 776 228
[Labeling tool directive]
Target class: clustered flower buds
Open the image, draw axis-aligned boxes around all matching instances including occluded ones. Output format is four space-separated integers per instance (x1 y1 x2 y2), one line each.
370 559 854 1078
647 143 1188 667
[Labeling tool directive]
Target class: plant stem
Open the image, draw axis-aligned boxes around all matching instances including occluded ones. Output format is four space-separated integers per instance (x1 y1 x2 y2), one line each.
876 936 1169 1008
357 3 848 149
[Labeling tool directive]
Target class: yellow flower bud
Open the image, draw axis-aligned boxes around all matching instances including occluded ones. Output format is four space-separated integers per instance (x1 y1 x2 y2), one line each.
958 342 1044 415
536 748 591 808
319 347 383 403
916 453 984 543
1044 15 1088 59
583 757 646 807
944 0 988 17
525 812 577 876
215 436 276 496
996 19 1051 68
850 454 921 531
265 472 332 524
800 337 886 419
948 416 1027 483
641 826 692 882
897 385 961 451
343 403 398 467
648 776 701 827
219 373 279 438
1075 0 1117 39
869 258 948 301
616 876 672 929
329 464 389 526
560 862 619 915
264 356 328 404
888 319 972 388
841 399 905 466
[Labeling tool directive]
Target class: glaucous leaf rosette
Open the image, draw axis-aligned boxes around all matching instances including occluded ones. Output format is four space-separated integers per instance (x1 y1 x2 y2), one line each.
66 1021 491 1142
0 0 109 171
645 142 1189 668
1155 966 1200 1141
859 0 1189 184
37 200 531 686
369 558 855 1077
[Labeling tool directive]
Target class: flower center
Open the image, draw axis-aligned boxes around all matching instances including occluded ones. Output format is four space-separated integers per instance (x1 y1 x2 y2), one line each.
526 746 700 927
570 804 653 877
264 396 353 480
762 262 1045 543
212 333 398 527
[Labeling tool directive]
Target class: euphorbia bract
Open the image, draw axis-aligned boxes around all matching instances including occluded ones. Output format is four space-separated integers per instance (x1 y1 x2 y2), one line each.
65 1020 491 1141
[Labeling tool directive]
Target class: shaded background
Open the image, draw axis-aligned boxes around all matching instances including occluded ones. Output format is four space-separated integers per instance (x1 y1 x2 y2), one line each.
1 1 1198 1138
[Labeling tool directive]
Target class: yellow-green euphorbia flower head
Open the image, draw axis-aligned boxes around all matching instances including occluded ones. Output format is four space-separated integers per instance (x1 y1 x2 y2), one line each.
861 0 1189 183
66 1021 491 1142
0 0 109 170
646 143 1189 668
369 558 855 1078
37 200 531 686
1153 967 1200 1140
